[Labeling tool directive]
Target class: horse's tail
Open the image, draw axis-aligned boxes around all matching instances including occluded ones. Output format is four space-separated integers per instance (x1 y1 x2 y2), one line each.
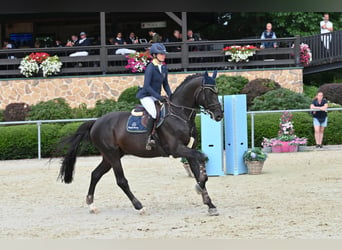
58 120 96 183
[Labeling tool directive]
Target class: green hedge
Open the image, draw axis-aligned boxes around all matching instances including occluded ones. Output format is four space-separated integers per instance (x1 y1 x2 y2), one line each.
248 111 342 147
1 111 341 160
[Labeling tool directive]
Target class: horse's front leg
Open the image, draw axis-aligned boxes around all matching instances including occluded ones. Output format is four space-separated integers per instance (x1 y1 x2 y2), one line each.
186 156 219 216
175 146 219 216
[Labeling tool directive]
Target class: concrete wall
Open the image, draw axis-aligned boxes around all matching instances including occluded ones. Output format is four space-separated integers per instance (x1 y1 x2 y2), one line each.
0 68 303 109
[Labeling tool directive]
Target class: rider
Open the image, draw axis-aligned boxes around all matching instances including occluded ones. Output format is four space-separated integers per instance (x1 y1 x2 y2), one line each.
136 43 172 150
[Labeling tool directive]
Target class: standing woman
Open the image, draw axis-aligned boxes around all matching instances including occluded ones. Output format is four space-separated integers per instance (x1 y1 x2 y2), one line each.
310 91 328 148
136 43 172 150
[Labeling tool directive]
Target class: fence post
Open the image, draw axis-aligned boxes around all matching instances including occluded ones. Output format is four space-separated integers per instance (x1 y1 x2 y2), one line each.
251 112 255 149
100 12 107 74
37 121 41 160
294 35 301 67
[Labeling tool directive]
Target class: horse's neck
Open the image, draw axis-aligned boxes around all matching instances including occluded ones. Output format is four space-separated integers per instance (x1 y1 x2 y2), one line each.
171 82 200 108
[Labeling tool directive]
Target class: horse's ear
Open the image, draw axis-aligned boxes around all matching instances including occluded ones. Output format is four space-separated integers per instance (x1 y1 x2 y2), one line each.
212 70 217 79
204 71 209 78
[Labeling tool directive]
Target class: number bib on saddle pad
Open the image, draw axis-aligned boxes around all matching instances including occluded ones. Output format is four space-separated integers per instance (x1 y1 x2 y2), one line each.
126 104 166 133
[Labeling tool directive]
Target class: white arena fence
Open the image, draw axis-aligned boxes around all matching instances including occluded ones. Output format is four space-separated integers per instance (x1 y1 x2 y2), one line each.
0 107 341 160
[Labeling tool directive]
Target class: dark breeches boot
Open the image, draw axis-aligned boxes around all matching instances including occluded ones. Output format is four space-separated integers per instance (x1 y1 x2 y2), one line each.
145 115 156 150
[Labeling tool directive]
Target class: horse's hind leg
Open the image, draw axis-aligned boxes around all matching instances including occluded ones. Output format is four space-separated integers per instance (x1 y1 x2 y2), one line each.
86 159 112 213
101 151 145 214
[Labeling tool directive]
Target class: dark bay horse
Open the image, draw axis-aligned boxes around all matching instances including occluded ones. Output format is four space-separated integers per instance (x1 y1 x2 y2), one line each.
58 71 223 216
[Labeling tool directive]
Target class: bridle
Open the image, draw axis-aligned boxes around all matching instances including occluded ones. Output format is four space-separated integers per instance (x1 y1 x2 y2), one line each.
194 83 222 118
165 81 221 123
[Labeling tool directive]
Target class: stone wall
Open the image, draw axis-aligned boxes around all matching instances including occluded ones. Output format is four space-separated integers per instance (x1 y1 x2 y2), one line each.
0 68 302 109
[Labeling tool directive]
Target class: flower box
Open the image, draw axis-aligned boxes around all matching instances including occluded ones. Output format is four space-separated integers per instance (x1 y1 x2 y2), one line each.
271 141 298 153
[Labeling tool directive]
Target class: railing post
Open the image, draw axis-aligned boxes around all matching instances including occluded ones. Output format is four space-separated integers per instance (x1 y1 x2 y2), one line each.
37 121 41 160
251 113 255 149
181 12 189 71
100 12 107 74
294 35 301 67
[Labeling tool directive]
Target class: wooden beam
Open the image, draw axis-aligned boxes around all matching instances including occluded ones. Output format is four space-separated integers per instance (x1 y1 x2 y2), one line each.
165 12 182 26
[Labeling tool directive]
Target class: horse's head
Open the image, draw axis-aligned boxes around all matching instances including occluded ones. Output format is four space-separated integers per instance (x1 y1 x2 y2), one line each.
195 71 223 121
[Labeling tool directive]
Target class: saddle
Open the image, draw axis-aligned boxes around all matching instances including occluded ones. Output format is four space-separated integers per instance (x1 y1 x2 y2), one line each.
126 102 166 133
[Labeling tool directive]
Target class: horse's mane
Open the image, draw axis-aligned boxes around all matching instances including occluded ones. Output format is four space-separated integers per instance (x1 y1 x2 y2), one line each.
172 73 203 96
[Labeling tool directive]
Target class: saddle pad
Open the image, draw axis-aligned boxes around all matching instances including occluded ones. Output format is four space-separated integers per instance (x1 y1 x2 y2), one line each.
126 105 166 133
126 115 147 133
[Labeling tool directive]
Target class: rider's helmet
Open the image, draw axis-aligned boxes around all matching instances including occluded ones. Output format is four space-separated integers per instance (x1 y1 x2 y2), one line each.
150 43 168 55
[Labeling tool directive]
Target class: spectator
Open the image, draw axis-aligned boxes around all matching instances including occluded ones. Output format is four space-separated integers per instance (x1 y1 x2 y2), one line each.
54 39 64 47
113 32 127 45
320 13 333 50
126 32 139 44
74 32 92 46
187 30 201 41
65 34 78 47
187 29 202 51
2 38 16 59
260 23 277 49
148 29 162 43
310 91 328 148
168 29 182 52
69 32 91 57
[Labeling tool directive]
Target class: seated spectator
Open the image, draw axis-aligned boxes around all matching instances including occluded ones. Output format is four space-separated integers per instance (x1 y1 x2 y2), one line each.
126 32 139 44
65 34 78 47
54 39 64 47
168 29 182 52
148 29 162 43
2 38 16 59
69 32 92 57
113 32 127 45
260 23 277 49
187 29 202 51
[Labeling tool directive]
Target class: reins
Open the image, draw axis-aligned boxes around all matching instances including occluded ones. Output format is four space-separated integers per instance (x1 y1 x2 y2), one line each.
164 82 219 123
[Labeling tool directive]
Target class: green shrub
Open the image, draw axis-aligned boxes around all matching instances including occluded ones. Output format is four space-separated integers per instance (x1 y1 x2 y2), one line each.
303 85 318 99
250 88 312 111
247 111 342 147
241 78 281 108
0 109 4 122
216 75 249 95
71 103 94 118
0 125 38 159
91 99 118 117
28 98 73 120
118 86 140 105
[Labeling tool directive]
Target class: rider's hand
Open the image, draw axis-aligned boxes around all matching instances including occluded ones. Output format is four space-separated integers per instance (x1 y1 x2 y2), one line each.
160 96 168 103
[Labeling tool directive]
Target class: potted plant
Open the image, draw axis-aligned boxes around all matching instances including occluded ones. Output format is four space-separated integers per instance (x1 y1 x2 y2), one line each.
243 147 268 175
292 137 308 152
125 50 153 73
261 137 273 153
271 111 298 153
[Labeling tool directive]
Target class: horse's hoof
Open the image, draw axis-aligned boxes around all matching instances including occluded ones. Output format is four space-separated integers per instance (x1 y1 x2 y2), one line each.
208 208 219 216
195 183 203 194
138 207 147 215
89 203 99 214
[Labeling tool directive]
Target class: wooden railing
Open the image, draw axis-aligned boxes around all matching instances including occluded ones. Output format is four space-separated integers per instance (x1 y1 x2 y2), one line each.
0 36 301 79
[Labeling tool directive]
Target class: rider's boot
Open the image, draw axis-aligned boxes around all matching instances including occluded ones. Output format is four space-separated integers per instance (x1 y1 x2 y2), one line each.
145 116 156 150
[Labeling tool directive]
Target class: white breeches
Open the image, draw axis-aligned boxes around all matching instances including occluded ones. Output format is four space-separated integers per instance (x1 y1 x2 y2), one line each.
140 96 158 119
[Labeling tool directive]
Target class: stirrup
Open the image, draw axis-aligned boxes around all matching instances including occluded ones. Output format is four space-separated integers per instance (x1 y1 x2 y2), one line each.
145 136 156 151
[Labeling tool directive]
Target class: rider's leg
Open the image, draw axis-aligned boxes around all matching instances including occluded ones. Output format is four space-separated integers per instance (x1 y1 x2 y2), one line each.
140 96 157 150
